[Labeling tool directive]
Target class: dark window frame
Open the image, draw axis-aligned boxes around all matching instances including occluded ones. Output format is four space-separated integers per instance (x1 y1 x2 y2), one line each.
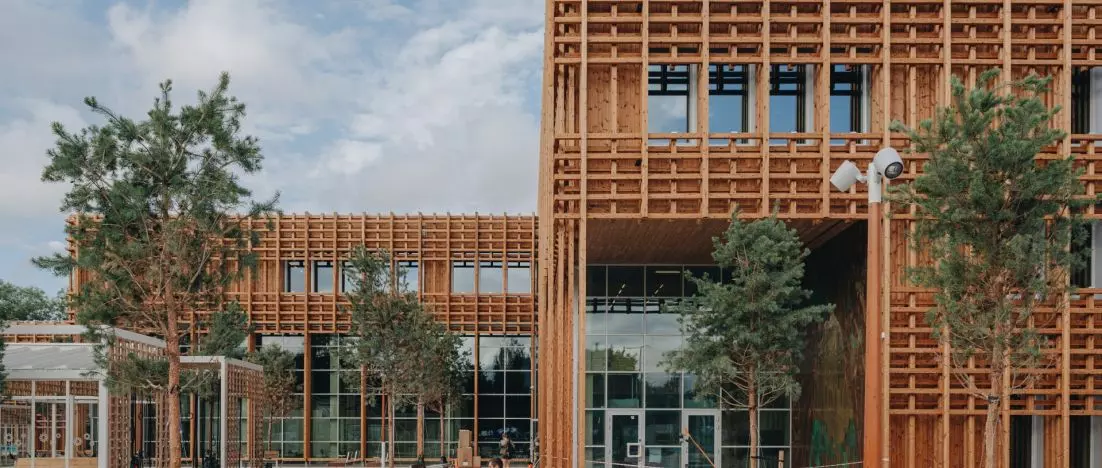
708 64 751 134
648 64 694 135
1072 67 1092 135
830 64 864 133
284 260 306 293
312 260 334 293
770 64 808 133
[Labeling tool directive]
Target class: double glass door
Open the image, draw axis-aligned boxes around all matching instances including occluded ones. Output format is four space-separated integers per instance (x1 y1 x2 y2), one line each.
604 410 720 467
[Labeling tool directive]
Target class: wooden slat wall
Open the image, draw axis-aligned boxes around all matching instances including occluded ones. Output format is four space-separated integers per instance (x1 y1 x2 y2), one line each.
68 214 539 335
539 0 1102 466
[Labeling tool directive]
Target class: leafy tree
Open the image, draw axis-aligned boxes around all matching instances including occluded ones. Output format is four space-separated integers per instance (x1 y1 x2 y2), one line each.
340 246 463 466
891 69 1088 468
664 212 830 468
419 329 468 458
32 72 277 466
0 280 66 321
248 344 299 459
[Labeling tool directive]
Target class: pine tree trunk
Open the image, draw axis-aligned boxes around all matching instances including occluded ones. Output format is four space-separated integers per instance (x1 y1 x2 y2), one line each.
439 408 445 459
417 400 424 458
166 322 183 468
749 383 759 468
983 368 1003 468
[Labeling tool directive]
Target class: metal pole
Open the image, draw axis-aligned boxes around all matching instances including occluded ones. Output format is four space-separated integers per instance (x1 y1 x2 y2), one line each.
863 164 883 468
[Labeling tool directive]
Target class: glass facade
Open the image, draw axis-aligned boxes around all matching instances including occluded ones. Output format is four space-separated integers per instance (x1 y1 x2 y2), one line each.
586 265 792 468
258 335 306 458
255 333 533 461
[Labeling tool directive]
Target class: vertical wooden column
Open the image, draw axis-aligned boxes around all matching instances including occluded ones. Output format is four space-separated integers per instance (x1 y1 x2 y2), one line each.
575 0 589 465
1061 0 1074 465
641 1 651 217
760 0 772 216
701 0 712 214
939 1 952 467
303 332 311 461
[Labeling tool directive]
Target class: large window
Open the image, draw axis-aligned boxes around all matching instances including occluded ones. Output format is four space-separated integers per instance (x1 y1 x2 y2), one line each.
829 64 868 143
283 260 306 293
585 264 792 467
313 261 334 293
769 64 813 144
397 260 419 293
477 337 533 458
257 335 306 458
709 64 752 142
453 260 476 294
649 64 699 144
309 335 361 458
507 261 532 294
479 260 504 294
1073 67 1102 136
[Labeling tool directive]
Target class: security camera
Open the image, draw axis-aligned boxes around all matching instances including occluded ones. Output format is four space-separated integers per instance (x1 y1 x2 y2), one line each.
830 160 864 192
873 147 904 180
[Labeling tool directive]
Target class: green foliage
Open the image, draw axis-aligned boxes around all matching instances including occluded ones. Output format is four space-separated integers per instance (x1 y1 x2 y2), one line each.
339 246 466 463
0 280 66 322
197 304 252 359
665 211 831 410
29 72 277 464
891 69 1090 391
248 343 299 454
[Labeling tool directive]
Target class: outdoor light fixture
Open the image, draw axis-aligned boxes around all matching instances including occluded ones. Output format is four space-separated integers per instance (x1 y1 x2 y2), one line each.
830 146 903 468
830 147 904 198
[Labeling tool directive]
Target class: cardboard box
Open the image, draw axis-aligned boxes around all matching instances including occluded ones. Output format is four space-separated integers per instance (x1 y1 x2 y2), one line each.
459 429 471 448
457 447 474 461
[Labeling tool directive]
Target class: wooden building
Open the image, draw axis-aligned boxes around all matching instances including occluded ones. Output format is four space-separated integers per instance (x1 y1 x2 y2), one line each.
536 1 1102 467
60 1 1102 467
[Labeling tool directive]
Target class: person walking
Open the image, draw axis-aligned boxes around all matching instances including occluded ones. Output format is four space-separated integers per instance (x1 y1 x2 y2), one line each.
498 433 514 468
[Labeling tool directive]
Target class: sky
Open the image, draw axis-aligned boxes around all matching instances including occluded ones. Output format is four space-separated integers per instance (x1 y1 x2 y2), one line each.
0 0 545 293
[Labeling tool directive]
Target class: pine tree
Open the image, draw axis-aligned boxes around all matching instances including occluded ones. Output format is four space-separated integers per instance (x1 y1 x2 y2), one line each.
248 344 299 460
340 246 463 466
32 73 277 467
891 69 1090 468
665 211 831 468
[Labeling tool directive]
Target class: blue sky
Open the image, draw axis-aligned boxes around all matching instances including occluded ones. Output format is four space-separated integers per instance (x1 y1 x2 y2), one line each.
0 0 544 293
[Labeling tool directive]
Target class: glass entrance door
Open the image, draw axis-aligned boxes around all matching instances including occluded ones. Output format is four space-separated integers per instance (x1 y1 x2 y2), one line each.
683 410 720 468
606 410 643 467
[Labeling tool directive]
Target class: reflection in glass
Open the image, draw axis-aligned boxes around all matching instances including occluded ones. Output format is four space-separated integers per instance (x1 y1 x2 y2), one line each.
644 410 680 445
587 373 606 408
452 260 475 293
587 265 608 297
643 335 681 372
644 373 681 409
479 261 503 294
709 64 751 137
606 335 643 372
607 374 643 408
646 266 683 297
397 260 418 293
507 261 532 293
312 261 334 293
284 260 305 293
759 410 790 447
586 411 605 445
586 336 608 372
607 266 646 297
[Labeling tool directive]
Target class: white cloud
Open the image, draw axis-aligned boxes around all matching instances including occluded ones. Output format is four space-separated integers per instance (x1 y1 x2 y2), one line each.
0 100 86 216
0 0 546 291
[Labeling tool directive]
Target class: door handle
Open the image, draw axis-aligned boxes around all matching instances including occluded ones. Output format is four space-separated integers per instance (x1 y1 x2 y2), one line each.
627 442 640 458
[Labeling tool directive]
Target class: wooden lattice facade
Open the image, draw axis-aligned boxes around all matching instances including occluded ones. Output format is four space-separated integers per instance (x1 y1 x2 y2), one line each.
68 213 538 335
537 1 1102 467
